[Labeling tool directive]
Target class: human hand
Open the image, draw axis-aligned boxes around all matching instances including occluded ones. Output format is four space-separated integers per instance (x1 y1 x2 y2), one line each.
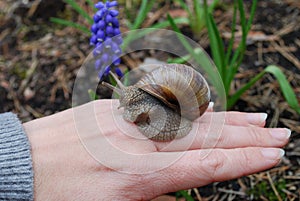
23 100 290 200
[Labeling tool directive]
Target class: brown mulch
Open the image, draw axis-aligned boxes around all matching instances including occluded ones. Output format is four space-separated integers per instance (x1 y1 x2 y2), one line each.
0 0 299 200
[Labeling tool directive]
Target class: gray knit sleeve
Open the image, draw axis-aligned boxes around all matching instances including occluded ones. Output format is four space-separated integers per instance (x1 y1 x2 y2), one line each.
0 112 34 201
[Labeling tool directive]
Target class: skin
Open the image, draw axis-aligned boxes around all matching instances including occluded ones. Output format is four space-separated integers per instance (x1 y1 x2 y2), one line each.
23 100 290 201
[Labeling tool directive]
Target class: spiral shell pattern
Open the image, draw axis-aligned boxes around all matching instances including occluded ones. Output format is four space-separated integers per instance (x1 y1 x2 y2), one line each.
136 64 210 121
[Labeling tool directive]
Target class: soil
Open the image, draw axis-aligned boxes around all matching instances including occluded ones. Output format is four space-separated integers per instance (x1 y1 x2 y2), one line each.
0 0 299 200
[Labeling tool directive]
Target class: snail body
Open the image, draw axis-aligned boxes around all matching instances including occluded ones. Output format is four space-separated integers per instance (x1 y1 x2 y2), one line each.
103 64 210 141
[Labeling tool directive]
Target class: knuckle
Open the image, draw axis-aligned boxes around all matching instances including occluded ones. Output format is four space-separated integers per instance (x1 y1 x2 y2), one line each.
249 127 263 145
243 150 253 167
239 149 255 174
226 111 242 125
201 151 226 180
215 131 226 147
195 123 211 146
226 112 236 125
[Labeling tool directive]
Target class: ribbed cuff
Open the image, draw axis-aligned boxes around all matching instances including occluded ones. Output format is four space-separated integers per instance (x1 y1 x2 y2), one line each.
0 112 33 201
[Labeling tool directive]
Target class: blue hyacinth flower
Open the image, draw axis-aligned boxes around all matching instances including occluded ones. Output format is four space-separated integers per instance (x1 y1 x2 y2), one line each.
90 1 123 79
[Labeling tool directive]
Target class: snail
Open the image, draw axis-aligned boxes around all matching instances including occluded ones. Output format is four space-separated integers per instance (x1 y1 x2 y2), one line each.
102 64 210 141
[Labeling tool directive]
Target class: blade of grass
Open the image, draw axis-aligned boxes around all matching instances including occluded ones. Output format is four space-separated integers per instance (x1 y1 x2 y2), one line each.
124 5 133 28
225 1 237 66
227 0 257 93
167 54 191 64
88 89 99 100
246 0 258 32
228 65 300 114
167 47 202 64
130 0 156 30
237 0 246 35
50 17 91 34
203 0 226 81
194 0 219 35
149 17 189 28
224 1 237 93
228 0 247 70
265 66 300 114
63 0 93 24
234 0 256 67
122 17 189 50
173 0 192 16
192 0 206 34
208 14 226 77
176 190 195 201
227 70 264 108
167 15 195 54
208 0 220 13
122 0 156 49
167 14 225 102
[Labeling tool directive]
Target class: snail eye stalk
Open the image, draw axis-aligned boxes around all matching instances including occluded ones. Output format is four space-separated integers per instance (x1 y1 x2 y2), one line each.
101 81 122 96
101 71 124 96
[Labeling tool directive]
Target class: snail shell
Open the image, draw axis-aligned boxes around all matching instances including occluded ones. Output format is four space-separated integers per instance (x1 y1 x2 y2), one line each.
103 64 210 141
136 64 210 121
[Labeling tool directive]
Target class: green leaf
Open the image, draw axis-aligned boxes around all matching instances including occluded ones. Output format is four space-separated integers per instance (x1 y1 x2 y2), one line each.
121 0 156 49
130 0 156 30
193 0 205 34
167 54 191 64
208 13 226 76
175 0 218 35
227 70 264 108
203 0 226 80
265 66 300 114
173 0 192 16
50 17 91 34
246 0 258 32
176 190 195 201
226 0 258 96
122 17 189 50
167 14 196 58
167 14 225 106
88 89 99 100
225 2 237 67
208 0 220 13
228 65 300 114
147 17 189 29
167 48 202 64
237 0 246 35
63 0 93 24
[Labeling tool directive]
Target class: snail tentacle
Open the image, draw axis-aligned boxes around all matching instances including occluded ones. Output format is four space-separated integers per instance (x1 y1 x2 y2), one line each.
101 71 125 96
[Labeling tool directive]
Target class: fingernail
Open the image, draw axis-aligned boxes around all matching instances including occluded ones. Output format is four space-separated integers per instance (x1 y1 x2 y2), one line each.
269 128 291 140
261 148 285 160
246 113 267 125
208 102 214 108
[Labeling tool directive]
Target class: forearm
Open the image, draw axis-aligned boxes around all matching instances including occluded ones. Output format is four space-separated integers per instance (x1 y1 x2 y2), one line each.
0 112 34 201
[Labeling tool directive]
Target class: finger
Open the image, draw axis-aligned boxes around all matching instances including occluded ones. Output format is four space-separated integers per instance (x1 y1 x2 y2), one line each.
101 100 267 127
198 111 268 127
97 100 266 127
151 147 284 196
155 124 290 151
94 100 290 152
